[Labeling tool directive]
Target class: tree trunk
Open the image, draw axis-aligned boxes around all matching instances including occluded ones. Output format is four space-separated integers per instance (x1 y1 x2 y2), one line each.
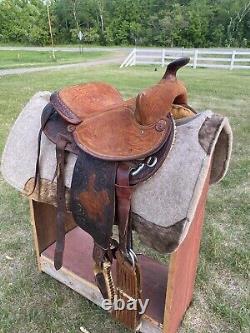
47 5 55 60
72 0 79 31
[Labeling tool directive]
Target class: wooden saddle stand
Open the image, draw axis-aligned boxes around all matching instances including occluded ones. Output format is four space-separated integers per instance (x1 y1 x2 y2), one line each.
32 58 198 332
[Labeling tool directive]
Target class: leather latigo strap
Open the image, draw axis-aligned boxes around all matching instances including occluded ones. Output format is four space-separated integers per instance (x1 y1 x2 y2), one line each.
54 135 70 270
28 103 55 196
30 103 71 270
114 164 142 331
42 105 80 155
115 163 134 255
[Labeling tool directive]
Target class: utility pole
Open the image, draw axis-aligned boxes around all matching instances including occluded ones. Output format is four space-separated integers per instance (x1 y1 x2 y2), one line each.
47 3 56 60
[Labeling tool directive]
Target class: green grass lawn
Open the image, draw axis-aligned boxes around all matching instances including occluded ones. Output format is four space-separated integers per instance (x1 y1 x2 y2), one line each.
0 65 249 333
0 50 114 69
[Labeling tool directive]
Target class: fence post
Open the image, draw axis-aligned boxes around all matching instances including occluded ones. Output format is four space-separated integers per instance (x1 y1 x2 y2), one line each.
193 49 198 69
230 50 236 70
120 48 135 68
124 48 135 67
161 49 165 67
128 48 136 66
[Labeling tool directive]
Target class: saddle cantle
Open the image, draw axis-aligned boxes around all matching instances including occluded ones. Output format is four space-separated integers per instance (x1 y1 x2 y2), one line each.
33 58 195 331
50 81 124 124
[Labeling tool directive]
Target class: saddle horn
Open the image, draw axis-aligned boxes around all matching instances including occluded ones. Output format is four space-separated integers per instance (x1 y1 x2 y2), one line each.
162 57 190 81
135 57 189 125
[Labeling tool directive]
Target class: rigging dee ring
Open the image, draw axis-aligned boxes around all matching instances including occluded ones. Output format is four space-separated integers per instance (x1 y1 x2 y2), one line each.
130 156 158 176
127 249 137 268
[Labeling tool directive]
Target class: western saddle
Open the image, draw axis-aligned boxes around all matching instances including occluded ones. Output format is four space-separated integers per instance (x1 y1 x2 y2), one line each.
33 57 195 331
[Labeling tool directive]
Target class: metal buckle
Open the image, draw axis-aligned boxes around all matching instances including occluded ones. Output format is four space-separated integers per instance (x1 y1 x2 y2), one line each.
130 156 158 176
131 163 144 176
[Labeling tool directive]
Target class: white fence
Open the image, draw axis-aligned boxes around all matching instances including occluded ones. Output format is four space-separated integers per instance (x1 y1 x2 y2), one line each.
120 48 250 70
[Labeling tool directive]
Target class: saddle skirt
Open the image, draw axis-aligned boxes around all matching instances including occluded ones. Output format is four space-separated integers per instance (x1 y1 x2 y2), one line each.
1 91 232 253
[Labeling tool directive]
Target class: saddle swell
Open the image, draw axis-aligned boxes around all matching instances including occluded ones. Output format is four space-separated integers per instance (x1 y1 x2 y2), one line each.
134 78 187 126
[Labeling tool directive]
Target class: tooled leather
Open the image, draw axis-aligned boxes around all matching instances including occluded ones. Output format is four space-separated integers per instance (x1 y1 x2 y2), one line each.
42 107 175 184
70 151 117 250
42 106 80 155
73 107 173 161
135 79 187 125
129 114 175 185
50 92 82 125
54 82 124 122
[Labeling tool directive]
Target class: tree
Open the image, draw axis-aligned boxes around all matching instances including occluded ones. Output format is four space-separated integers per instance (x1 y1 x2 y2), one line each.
0 0 249 47
0 0 49 45
46 1 56 59
226 1 250 46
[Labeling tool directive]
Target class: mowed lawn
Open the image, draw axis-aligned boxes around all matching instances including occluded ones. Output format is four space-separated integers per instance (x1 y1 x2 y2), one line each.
0 65 249 333
0 50 114 69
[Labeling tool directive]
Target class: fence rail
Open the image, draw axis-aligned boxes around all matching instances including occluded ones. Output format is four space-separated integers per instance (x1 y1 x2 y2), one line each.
120 48 250 70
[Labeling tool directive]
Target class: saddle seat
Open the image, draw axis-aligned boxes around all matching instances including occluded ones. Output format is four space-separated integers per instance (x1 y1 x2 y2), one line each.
50 59 190 161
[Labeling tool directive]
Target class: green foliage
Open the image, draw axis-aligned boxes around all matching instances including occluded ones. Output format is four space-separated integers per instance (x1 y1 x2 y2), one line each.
0 0 249 46
0 0 49 45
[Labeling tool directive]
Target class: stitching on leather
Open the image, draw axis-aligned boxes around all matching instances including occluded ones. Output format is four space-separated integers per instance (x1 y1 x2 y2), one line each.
51 93 81 123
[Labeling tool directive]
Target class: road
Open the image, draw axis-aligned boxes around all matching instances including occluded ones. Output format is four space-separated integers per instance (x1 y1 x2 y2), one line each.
0 46 131 52
1 46 249 52
0 56 124 76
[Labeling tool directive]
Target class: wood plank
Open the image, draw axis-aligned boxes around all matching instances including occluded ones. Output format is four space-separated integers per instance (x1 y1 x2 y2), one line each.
163 168 211 333
41 255 103 306
31 200 76 254
29 199 42 271
42 226 168 326
41 256 163 333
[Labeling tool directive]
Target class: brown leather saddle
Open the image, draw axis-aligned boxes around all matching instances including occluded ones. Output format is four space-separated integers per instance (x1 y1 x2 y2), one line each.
33 57 195 330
